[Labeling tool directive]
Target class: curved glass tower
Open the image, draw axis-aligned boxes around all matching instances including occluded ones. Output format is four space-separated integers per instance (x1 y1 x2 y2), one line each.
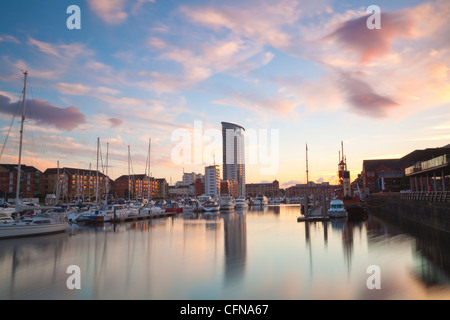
221 122 246 197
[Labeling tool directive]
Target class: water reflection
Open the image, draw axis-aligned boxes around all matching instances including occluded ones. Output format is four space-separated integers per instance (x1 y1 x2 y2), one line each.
222 210 247 287
0 205 449 299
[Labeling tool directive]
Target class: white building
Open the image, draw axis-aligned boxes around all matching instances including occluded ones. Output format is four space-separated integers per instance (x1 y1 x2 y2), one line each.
182 172 202 186
222 122 246 197
205 165 220 200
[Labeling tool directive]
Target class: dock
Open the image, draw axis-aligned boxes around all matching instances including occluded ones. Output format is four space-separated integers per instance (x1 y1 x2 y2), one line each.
111 211 179 223
297 215 330 222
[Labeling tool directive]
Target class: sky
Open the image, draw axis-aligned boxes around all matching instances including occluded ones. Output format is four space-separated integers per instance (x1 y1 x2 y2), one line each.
0 0 449 188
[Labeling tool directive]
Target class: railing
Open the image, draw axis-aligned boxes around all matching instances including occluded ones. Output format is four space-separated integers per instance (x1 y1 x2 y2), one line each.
370 191 450 203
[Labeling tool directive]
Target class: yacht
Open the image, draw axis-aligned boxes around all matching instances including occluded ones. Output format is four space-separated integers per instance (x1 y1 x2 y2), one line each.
0 211 68 239
234 198 248 209
253 194 268 205
202 200 220 212
219 195 235 210
0 72 69 239
327 199 348 218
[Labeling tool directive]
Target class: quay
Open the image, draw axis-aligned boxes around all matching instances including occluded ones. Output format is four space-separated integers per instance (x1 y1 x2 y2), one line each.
297 215 330 222
365 192 450 233
112 211 179 222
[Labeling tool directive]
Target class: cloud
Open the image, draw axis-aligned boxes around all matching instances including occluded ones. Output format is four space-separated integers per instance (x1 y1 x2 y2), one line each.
322 11 414 63
0 35 20 44
108 118 123 128
337 72 399 118
87 0 156 25
87 0 128 25
180 0 303 50
0 95 86 131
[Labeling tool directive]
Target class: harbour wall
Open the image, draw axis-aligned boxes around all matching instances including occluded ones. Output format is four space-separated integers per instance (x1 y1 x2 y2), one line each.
365 193 450 233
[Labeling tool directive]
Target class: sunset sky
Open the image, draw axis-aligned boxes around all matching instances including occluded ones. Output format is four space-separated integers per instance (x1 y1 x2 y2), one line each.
0 0 449 188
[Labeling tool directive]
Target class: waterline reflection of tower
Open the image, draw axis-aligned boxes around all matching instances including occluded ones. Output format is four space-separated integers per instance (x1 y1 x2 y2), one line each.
221 122 246 197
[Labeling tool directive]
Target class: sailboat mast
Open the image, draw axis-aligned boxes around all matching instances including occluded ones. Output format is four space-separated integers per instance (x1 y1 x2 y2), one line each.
96 137 99 205
56 160 60 204
128 145 131 200
105 142 109 201
16 71 28 204
148 139 151 200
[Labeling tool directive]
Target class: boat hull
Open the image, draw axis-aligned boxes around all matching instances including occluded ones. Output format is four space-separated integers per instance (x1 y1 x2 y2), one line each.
327 210 348 218
0 222 69 239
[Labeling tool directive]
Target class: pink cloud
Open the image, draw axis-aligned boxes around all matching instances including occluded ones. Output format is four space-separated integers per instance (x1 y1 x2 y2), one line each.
108 118 123 128
87 0 128 25
337 72 399 118
0 95 86 131
323 11 414 63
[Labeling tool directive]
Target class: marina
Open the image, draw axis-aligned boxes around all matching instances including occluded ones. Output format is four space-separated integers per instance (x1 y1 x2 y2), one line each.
0 0 449 303
0 204 449 300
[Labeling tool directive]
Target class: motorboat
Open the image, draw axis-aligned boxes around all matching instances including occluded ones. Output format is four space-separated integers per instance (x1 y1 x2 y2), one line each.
202 200 220 212
219 195 235 210
327 199 348 218
234 198 248 209
253 194 268 205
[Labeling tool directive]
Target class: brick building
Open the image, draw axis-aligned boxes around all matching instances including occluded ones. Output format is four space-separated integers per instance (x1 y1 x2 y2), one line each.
245 180 280 197
0 164 42 200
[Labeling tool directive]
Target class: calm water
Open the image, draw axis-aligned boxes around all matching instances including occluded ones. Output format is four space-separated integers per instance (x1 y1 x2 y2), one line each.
1 204 449 300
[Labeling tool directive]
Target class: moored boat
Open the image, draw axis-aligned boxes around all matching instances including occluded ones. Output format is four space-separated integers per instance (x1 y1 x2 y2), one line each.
235 198 248 209
219 195 235 210
253 194 268 205
203 200 220 212
0 72 69 239
327 199 348 218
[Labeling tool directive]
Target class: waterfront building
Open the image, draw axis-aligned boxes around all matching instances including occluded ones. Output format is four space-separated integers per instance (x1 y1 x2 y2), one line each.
205 165 220 200
362 145 450 193
114 174 158 199
245 180 280 197
221 179 239 198
362 159 405 193
195 177 204 196
285 181 336 199
156 178 168 199
222 122 246 197
42 167 109 202
182 172 202 186
0 164 42 200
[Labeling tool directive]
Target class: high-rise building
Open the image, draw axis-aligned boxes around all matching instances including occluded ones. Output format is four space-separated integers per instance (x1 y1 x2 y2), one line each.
205 165 220 199
221 122 246 197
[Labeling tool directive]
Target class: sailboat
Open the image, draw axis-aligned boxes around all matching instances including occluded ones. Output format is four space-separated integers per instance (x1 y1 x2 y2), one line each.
0 72 69 239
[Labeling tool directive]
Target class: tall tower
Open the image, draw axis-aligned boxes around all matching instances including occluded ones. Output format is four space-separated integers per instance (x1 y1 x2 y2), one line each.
221 122 246 197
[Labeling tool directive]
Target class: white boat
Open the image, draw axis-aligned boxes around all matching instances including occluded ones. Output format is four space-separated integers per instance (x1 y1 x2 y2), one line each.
127 202 144 217
0 212 68 239
219 195 235 210
253 194 268 205
327 199 348 218
140 204 165 215
182 199 202 213
77 203 128 222
0 72 69 239
234 198 248 209
202 200 220 212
